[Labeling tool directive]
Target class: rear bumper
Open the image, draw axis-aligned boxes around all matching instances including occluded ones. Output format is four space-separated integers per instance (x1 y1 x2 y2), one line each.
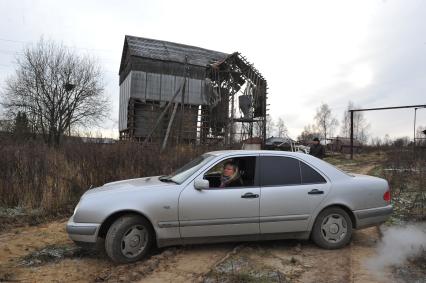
66 216 100 243
354 205 393 229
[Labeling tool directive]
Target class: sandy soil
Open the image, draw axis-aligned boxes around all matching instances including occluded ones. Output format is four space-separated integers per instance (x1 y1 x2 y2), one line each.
0 156 400 283
0 223 393 282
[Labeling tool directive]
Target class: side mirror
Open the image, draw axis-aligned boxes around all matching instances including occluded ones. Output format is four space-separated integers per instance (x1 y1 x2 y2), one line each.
194 179 209 190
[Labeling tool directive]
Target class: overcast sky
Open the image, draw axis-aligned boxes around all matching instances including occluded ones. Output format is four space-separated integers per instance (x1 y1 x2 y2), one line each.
0 0 425 140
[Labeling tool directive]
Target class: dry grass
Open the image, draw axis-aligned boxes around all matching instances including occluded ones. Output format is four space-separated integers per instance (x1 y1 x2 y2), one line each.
327 148 426 223
1 140 424 227
0 140 217 218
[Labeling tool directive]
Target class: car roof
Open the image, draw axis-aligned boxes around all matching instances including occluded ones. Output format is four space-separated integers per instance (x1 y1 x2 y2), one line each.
207 150 305 157
206 150 350 180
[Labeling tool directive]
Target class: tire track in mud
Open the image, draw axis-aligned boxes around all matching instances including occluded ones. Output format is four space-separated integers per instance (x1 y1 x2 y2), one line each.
0 220 235 283
0 218 390 282
0 217 235 282
136 244 235 283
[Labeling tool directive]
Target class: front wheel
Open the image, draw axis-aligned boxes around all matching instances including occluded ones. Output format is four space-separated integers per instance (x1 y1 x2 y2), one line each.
311 207 353 249
105 215 154 263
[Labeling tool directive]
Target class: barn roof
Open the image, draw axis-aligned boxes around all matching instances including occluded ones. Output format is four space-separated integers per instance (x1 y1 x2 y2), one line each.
120 35 229 72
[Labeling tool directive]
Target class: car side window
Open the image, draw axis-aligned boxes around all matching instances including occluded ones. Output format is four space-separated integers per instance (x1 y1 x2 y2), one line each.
300 162 327 184
260 156 301 186
203 156 257 188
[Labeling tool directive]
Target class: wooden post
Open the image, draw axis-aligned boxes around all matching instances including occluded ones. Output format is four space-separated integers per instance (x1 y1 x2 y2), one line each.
350 110 354 159
230 92 235 148
262 83 267 149
142 83 183 146
161 102 178 151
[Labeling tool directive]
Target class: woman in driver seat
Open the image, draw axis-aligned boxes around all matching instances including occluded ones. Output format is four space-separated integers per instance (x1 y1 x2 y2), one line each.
219 161 243 188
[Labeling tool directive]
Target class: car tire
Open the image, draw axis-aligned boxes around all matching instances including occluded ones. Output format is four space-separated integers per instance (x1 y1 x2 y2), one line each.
311 207 353 249
105 214 154 263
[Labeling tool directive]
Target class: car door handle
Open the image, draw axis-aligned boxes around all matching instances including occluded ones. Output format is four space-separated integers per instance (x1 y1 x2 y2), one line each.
241 192 259 199
308 189 324 195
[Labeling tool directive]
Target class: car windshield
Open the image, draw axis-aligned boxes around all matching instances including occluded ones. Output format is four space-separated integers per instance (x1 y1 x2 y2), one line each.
166 154 215 184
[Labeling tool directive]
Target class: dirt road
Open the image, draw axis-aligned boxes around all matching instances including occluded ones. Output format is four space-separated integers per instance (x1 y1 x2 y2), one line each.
0 222 392 282
0 156 397 282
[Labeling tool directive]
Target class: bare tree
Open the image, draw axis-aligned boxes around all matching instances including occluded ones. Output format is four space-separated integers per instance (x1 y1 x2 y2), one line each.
370 137 383 147
266 115 275 137
1 38 109 146
416 125 426 146
383 134 392 146
276 117 288 138
0 119 13 132
314 102 338 142
298 124 320 142
340 101 370 143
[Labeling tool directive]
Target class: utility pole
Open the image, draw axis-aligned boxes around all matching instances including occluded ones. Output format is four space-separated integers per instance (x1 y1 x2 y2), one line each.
350 110 354 160
348 104 426 160
414 107 418 147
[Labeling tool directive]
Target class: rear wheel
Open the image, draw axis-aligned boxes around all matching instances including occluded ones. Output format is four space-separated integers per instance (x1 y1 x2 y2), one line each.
311 207 352 249
105 215 154 263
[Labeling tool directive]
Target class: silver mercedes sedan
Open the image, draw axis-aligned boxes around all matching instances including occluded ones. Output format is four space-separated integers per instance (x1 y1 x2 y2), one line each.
67 150 393 263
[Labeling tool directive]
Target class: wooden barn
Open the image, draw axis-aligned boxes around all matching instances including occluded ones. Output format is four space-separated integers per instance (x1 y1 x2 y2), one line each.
118 35 267 148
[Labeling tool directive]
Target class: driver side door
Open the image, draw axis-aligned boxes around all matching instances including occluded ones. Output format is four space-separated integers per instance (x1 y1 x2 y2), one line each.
178 155 260 239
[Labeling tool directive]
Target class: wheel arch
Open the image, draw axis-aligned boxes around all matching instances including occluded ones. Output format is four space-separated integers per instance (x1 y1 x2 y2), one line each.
98 210 156 241
313 204 357 229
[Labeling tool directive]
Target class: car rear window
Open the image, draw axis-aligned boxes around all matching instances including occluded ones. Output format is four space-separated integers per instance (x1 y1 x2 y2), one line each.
300 162 327 184
260 156 301 186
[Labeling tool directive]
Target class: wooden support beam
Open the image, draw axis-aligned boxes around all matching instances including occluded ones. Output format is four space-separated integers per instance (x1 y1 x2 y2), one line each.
142 82 184 146
161 102 179 151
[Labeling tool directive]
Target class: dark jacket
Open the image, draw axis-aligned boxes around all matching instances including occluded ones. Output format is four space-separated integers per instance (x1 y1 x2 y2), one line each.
310 144 325 159
225 178 243 187
219 177 244 188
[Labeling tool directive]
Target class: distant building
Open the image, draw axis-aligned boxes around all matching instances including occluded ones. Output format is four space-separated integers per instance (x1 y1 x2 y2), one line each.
62 136 117 144
80 137 116 144
328 137 362 153
118 35 267 147
242 137 263 150
265 136 296 150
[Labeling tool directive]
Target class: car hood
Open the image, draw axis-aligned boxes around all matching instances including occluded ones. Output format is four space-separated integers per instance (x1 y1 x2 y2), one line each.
83 176 174 196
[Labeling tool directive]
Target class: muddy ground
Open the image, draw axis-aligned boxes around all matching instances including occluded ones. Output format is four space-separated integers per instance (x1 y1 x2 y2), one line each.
0 153 424 283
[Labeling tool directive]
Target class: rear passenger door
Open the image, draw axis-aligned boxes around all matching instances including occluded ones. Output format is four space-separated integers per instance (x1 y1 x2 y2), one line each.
259 155 330 234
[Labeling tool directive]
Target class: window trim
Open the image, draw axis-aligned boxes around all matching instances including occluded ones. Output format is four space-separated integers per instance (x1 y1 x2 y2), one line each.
299 160 327 185
259 154 330 187
198 155 260 190
259 155 302 187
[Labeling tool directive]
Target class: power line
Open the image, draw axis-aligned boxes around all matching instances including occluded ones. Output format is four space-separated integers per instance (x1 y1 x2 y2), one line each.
0 37 117 53
0 49 23 55
0 37 120 74
0 38 26 44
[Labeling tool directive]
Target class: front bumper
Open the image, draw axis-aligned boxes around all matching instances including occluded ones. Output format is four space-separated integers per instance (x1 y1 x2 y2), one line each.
66 216 100 243
354 205 393 229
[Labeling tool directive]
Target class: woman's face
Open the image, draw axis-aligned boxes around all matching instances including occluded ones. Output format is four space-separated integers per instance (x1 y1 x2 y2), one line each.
223 165 235 177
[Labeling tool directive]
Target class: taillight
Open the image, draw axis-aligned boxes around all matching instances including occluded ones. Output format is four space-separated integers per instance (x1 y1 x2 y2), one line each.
383 188 391 203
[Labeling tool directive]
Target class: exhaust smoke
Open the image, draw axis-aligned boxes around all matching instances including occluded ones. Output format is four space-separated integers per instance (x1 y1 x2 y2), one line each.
367 223 426 274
